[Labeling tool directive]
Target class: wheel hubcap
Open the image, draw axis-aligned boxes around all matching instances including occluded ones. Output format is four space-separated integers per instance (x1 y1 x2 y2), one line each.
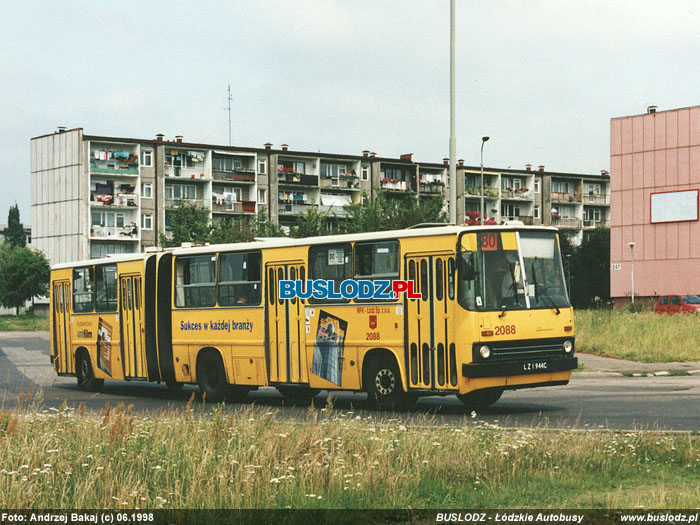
375 369 395 395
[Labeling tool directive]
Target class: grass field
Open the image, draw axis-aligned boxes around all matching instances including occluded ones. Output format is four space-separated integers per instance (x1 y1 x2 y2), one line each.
0 314 49 332
575 309 700 362
0 400 698 509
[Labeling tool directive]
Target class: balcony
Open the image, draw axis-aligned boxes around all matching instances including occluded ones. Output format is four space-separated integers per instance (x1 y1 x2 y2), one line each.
320 176 360 190
583 219 611 228
380 179 411 192
90 193 139 208
164 198 204 210
551 217 582 229
465 186 499 199
551 192 580 204
164 165 209 180
583 194 610 205
500 189 531 200
319 204 350 217
277 170 319 187
212 169 256 183
419 182 445 195
212 200 256 214
90 224 138 240
279 202 314 215
89 158 138 175
502 215 534 225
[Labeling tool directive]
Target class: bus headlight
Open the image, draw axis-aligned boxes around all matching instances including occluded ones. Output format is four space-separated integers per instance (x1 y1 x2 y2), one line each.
479 345 491 359
563 340 573 354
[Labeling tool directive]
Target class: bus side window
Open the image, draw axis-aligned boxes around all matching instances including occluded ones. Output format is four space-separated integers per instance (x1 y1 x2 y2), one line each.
420 260 428 301
95 265 118 312
174 255 216 308
268 268 275 305
448 258 455 300
436 259 444 301
353 240 399 302
218 251 262 306
73 266 95 313
408 260 416 301
308 243 352 304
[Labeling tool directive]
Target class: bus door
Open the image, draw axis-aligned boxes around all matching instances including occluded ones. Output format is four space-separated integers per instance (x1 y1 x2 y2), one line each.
405 254 457 391
119 274 146 379
266 262 308 384
52 280 72 374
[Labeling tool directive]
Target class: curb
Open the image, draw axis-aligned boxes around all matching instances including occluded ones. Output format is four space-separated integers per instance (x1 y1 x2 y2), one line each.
573 371 623 378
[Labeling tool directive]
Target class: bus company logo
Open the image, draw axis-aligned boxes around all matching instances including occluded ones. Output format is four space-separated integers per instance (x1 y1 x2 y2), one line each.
278 280 421 301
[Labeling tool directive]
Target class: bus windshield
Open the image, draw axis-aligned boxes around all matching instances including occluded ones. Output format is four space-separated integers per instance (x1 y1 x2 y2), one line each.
458 230 570 311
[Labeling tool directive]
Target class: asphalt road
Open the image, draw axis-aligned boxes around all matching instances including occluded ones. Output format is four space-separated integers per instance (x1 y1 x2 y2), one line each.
2 332 699 431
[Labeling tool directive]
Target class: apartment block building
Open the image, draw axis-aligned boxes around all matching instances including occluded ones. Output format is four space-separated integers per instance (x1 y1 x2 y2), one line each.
30 128 609 265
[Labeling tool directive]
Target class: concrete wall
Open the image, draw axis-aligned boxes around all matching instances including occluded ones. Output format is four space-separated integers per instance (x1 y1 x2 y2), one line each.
31 129 85 265
610 106 700 300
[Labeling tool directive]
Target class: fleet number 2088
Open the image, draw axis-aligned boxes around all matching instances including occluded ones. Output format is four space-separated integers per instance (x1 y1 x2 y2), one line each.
495 325 516 335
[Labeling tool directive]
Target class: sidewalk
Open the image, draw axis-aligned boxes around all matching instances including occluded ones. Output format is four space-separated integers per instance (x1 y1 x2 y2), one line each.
576 352 700 377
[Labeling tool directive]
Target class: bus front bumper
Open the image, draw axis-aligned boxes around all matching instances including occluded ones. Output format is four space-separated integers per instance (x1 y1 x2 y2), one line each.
462 356 578 379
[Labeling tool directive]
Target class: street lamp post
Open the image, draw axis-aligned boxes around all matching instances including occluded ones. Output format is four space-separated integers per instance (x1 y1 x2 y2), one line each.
480 136 490 225
628 242 636 305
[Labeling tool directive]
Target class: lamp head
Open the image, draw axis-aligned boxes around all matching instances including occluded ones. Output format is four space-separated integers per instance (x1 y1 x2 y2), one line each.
482 136 490 142
628 242 636 249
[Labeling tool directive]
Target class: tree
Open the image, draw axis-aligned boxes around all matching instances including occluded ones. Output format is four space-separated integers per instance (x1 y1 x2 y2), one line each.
210 218 256 244
159 203 212 247
4 204 26 248
254 208 286 238
291 207 328 238
570 227 610 308
0 244 50 314
342 191 447 233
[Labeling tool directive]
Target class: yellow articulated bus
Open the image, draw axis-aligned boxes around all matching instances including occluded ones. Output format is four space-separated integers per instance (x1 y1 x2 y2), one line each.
50 225 577 410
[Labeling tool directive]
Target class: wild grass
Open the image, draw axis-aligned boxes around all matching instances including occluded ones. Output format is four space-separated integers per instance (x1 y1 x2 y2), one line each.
0 314 49 332
575 309 700 362
0 397 698 509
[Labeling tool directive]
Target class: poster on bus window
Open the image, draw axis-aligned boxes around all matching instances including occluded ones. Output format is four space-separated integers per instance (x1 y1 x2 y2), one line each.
96 317 113 377
312 311 347 386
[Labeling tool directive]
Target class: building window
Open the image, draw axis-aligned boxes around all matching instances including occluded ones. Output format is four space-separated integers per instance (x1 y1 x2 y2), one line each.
91 211 125 228
90 242 134 259
584 208 601 221
142 183 153 198
165 184 196 200
534 205 540 220
534 179 540 193
501 177 522 190
552 181 571 194
258 189 267 204
142 214 153 230
361 165 369 181
501 203 521 218
585 183 601 196
258 160 267 174
141 150 153 167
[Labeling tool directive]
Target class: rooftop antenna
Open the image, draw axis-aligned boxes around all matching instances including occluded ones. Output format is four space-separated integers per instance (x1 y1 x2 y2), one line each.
224 84 232 146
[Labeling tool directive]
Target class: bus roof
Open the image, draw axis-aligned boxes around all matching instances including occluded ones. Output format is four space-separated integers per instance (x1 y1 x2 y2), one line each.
51 225 559 269
173 224 559 256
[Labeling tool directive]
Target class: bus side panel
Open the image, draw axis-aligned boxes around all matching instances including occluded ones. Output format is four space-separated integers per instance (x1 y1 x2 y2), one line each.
157 253 176 384
144 255 160 382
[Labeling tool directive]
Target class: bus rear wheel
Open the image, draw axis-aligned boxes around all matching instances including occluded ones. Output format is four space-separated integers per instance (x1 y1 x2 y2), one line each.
197 352 229 403
365 358 415 411
76 351 103 392
457 388 503 411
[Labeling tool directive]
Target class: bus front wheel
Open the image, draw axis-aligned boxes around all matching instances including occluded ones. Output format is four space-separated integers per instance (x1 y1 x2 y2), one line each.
365 358 415 411
456 388 503 411
197 352 228 403
76 351 104 392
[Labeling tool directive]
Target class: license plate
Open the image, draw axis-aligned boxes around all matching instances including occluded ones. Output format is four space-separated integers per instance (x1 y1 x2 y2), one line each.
522 361 549 372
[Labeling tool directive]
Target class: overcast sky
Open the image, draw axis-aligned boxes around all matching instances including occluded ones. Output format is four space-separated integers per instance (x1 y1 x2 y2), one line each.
2 1 699 225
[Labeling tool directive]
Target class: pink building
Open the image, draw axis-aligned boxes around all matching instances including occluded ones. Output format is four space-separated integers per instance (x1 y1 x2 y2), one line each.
610 105 700 305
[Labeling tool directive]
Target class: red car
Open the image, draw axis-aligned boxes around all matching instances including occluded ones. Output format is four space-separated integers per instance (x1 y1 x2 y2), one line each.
655 295 700 314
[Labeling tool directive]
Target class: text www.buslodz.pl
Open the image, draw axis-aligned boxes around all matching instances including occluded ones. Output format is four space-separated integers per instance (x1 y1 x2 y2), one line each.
278 280 422 301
